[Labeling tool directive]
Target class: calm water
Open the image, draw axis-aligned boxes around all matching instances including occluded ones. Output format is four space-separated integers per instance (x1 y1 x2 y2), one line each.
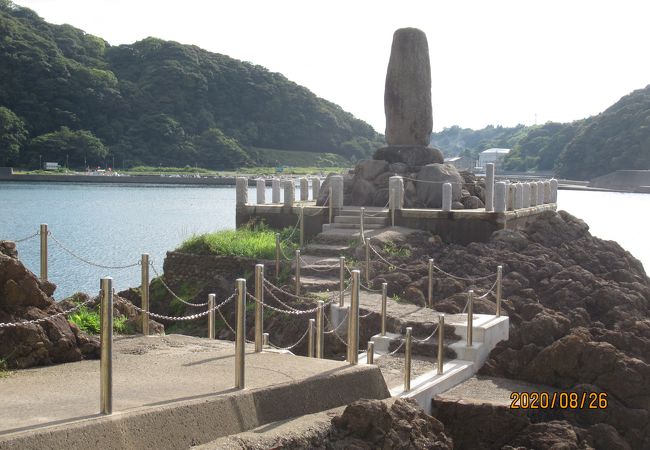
0 182 648 298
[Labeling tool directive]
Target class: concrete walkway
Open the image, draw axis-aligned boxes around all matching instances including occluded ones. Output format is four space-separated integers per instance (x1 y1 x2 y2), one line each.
0 335 389 449
435 375 559 406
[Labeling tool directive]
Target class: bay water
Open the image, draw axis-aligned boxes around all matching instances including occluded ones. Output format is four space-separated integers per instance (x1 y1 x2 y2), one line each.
0 182 647 299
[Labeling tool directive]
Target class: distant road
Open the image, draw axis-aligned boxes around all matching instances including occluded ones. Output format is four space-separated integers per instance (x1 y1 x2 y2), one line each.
0 173 270 186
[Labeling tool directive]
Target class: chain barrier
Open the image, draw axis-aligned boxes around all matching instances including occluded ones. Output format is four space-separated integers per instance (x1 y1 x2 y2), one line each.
401 176 464 187
324 313 348 346
360 282 382 293
360 201 390 217
368 243 400 269
388 339 406 355
247 291 330 315
149 262 209 307
10 231 40 243
131 292 235 322
359 309 375 318
263 278 324 303
49 232 140 270
412 325 440 343
217 307 236 334
269 324 311 351
474 278 499 300
0 296 97 328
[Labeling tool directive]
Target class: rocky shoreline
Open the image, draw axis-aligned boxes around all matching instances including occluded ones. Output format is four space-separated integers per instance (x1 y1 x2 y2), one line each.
2 208 649 449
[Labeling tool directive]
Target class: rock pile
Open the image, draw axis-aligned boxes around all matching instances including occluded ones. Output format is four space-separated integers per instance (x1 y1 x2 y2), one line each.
366 210 650 448
0 241 99 368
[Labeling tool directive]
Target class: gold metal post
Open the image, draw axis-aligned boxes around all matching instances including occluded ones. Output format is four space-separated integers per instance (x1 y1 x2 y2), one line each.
255 264 264 352
381 282 387 336
365 238 370 286
404 327 412 391
347 270 360 364
316 300 324 358
235 278 246 389
208 294 215 339
307 319 315 358
437 314 445 375
428 258 433 308
339 256 345 306
295 250 301 296
467 290 474 347
39 224 48 281
141 253 150 336
496 265 502 317
100 277 113 415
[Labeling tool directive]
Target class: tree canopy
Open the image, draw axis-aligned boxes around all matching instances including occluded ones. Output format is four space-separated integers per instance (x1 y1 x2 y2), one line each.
0 1 382 170
431 86 650 180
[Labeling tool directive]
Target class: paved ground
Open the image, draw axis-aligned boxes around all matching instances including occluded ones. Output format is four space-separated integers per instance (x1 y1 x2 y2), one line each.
435 375 560 406
0 334 383 436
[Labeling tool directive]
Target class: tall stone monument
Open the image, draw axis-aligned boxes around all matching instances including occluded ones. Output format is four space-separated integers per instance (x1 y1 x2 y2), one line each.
322 27 475 209
374 28 443 168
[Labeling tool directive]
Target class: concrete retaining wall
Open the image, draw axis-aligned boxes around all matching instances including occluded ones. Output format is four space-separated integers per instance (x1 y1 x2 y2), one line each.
0 364 389 450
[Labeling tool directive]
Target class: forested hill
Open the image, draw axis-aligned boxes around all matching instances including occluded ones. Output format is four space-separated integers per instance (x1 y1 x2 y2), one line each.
431 85 650 180
0 1 381 169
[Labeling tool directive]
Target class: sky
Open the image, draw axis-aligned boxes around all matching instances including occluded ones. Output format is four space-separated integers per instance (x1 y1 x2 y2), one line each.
13 0 650 134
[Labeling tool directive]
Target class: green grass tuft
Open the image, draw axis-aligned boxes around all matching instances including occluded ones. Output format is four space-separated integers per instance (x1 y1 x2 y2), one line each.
69 306 129 334
177 223 297 259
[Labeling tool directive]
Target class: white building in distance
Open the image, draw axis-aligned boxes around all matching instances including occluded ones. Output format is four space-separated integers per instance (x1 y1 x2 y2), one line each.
477 148 510 170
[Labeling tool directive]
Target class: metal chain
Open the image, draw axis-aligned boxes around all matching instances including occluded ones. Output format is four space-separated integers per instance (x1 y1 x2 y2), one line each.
131 292 235 322
263 278 323 302
360 201 390 217
388 339 406 355
324 313 348 346
247 292 329 315
368 243 399 269
430 262 497 282
402 176 463 186
217 307 236 334
299 256 337 272
0 296 97 328
412 325 440 343
359 309 375 318
149 262 209 307
360 282 382 293
10 231 40 243
475 278 499 299
49 232 140 270
269 324 311 351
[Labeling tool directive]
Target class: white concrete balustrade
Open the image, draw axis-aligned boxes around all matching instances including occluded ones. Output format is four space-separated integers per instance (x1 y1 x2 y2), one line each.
256 178 265 204
442 182 452 211
236 177 248 206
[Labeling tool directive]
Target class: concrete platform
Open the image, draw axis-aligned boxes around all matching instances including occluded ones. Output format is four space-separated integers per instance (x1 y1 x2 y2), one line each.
0 335 389 450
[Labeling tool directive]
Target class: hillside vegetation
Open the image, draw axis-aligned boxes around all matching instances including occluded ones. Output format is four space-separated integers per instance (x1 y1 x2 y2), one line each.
0 1 381 170
431 86 650 180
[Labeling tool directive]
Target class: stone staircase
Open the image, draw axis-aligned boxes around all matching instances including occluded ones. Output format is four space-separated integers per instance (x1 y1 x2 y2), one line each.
291 208 510 413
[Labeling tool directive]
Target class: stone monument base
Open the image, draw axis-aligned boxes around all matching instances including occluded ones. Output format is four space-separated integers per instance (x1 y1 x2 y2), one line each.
373 145 444 169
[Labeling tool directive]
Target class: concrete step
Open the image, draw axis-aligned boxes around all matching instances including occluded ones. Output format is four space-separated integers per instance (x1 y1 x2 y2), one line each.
322 223 386 231
303 243 351 257
314 229 360 244
293 255 340 276
339 207 389 216
334 216 389 225
297 275 340 291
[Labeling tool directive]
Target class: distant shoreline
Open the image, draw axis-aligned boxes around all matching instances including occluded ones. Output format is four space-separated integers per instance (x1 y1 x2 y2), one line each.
0 173 266 186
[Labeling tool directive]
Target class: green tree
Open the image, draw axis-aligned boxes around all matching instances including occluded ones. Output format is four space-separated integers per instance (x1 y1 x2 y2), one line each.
194 128 252 169
0 106 28 165
25 127 108 168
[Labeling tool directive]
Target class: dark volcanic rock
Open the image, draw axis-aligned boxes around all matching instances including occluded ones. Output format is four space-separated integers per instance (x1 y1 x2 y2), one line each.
330 399 453 449
366 211 650 449
0 242 99 368
374 145 444 167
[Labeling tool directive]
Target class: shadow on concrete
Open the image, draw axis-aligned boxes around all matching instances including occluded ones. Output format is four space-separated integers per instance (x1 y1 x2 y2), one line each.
0 413 103 436
142 387 240 407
